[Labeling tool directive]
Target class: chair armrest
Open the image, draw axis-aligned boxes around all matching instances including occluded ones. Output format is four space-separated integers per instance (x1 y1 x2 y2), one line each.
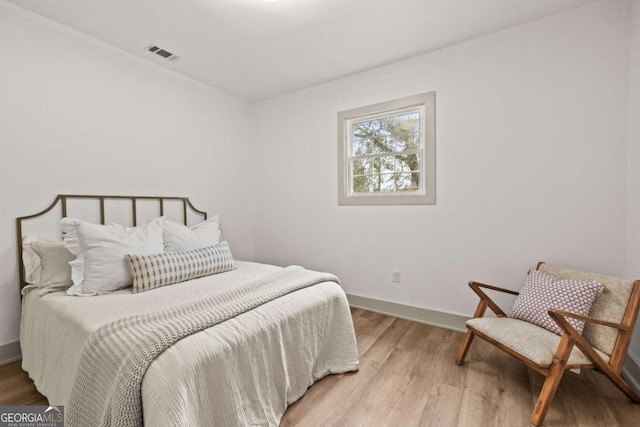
468 281 519 318
547 309 629 331
547 309 616 373
548 308 640 401
470 281 520 296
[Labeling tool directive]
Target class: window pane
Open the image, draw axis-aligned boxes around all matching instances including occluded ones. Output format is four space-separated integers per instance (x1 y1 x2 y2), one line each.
378 156 395 174
348 108 423 194
396 172 420 191
396 112 420 133
395 153 420 173
354 118 392 137
370 136 391 154
352 157 373 175
396 157 412 173
352 119 381 139
407 152 420 172
353 136 395 155
382 136 397 152
412 171 420 188
352 124 367 141
377 117 394 136
352 175 371 193
396 131 420 151
353 171 420 193
378 174 395 192
354 114 420 155
353 138 372 155
353 174 395 193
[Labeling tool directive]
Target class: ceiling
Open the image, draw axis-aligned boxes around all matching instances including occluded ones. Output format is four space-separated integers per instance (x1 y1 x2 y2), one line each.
7 0 599 101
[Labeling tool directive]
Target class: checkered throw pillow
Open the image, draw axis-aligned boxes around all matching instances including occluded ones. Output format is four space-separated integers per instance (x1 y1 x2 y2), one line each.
509 269 603 335
126 241 237 293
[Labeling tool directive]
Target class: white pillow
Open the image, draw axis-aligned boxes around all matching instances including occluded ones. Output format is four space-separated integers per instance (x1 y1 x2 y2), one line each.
62 217 165 296
163 215 221 252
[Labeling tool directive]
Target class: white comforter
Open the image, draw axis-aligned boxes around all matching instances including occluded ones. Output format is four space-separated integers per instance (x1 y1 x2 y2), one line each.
20 261 359 426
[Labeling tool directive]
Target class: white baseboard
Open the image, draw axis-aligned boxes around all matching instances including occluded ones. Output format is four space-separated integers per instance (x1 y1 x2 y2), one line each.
0 340 21 366
623 352 640 396
346 293 469 333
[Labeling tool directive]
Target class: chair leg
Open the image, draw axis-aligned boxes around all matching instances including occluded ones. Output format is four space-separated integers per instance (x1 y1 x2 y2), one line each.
456 299 488 366
530 333 574 426
530 364 565 426
455 330 475 365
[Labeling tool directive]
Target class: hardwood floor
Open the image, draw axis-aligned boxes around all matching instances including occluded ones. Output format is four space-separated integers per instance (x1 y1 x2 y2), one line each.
0 360 47 406
1 308 639 426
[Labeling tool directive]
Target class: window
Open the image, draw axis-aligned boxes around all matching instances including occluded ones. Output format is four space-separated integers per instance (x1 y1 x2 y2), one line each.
337 92 435 205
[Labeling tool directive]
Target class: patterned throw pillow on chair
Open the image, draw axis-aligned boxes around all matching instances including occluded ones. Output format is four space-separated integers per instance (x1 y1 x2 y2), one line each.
509 269 603 335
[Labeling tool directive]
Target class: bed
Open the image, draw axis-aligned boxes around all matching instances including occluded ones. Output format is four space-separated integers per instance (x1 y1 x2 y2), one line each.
17 195 359 426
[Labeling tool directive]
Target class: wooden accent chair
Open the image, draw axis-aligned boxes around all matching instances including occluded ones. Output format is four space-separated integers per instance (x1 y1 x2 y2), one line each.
455 262 640 426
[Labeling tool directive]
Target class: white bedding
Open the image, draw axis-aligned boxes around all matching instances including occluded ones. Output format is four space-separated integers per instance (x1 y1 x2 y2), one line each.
20 261 360 426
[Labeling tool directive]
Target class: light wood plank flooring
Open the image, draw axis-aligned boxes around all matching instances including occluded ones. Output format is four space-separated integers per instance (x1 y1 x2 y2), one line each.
1 309 639 426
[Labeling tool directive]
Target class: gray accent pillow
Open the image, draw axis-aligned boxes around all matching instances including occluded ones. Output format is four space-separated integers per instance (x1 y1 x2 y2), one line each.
509 270 602 335
30 240 75 291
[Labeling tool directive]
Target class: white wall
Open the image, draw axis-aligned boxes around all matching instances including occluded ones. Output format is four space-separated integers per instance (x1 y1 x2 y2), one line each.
0 4 255 347
253 0 630 318
626 0 640 364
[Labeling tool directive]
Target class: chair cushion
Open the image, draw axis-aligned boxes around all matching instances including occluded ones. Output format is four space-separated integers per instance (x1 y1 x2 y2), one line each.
509 270 602 335
467 317 610 367
539 264 634 356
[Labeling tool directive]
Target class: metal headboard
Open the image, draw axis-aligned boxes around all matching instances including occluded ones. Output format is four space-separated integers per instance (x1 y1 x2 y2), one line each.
16 194 207 290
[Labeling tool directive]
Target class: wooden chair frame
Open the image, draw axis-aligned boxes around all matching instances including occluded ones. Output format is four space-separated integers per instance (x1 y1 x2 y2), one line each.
455 263 640 426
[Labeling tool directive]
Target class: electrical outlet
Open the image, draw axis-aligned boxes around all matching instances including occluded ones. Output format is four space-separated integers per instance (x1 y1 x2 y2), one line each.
392 270 401 283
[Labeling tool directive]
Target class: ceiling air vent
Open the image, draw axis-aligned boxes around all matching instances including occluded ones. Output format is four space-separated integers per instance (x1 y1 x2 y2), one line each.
144 44 181 62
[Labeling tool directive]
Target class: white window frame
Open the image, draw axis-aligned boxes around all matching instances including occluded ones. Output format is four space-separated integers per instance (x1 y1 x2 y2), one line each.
337 92 436 205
